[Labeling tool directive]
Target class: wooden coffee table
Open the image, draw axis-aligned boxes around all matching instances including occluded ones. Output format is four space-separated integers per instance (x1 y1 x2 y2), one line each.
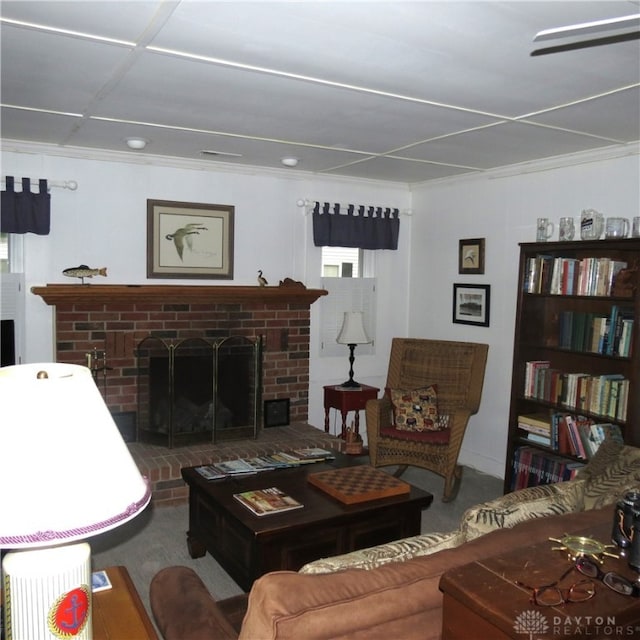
182 455 433 591
440 521 640 640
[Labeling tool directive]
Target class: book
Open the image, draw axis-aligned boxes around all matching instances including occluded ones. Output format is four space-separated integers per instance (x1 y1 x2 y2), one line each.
195 465 228 480
213 459 260 475
233 487 303 516
292 447 335 460
91 570 112 593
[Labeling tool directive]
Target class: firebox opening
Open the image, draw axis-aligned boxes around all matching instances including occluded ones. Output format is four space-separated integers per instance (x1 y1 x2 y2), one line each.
136 335 262 447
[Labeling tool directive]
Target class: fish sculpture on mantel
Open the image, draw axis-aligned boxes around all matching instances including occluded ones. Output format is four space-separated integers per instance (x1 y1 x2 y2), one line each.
62 265 108 284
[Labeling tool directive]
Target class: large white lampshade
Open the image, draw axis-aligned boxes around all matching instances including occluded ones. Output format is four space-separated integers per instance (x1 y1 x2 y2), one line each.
0 363 151 639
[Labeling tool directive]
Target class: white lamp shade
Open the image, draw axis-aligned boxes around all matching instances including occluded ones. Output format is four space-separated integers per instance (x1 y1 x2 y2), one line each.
0 363 151 548
336 311 370 345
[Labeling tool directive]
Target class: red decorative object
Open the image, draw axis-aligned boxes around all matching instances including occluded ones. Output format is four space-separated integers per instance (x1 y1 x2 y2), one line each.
49 587 90 637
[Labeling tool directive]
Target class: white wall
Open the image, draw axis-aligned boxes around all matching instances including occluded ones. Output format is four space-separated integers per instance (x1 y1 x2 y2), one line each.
409 147 640 478
5 143 637 479
1 143 411 436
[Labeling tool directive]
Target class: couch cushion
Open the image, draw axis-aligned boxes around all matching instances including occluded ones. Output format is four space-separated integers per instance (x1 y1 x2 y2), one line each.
460 479 585 541
300 530 465 574
390 385 441 431
579 438 640 510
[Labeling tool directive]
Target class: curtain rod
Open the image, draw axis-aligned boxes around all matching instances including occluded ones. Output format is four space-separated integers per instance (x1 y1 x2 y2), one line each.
1 178 78 191
296 198 412 216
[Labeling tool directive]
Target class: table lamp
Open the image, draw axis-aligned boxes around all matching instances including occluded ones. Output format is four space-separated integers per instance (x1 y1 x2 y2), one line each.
336 311 371 388
0 363 151 639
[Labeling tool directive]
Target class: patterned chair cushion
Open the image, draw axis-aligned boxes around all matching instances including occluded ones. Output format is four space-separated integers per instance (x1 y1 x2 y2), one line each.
299 530 464 575
390 385 443 432
578 438 640 510
460 479 586 542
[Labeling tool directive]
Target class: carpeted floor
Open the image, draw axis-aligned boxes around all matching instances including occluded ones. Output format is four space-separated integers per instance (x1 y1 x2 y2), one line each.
91 463 503 631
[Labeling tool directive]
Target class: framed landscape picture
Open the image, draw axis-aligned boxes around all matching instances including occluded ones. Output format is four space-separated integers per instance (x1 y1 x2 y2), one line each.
452 283 490 327
147 199 234 279
458 238 485 274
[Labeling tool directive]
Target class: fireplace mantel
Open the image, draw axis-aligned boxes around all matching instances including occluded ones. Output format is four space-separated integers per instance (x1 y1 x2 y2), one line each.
31 284 327 306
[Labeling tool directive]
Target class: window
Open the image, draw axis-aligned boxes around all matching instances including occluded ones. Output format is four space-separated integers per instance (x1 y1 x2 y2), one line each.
0 233 9 273
1 233 24 273
1 233 25 364
319 246 376 356
321 247 361 278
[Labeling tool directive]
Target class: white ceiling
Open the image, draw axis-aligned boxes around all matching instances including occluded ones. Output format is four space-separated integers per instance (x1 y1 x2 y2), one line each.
1 1 639 185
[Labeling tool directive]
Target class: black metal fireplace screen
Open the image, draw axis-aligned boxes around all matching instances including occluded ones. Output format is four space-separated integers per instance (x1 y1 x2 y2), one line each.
136 335 262 448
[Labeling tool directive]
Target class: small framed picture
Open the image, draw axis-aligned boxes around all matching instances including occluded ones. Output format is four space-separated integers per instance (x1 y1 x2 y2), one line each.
147 199 234 279
458 238 485 274
453 283 490 327
264 399 290 428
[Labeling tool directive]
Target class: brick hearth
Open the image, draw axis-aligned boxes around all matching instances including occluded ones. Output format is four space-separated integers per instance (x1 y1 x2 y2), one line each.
129 423 342 506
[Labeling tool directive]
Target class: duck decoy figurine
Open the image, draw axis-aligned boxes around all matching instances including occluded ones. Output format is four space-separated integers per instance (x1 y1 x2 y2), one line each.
257 270 268 287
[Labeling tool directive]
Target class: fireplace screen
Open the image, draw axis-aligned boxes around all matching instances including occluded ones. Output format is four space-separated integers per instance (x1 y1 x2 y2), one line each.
136 335 262 447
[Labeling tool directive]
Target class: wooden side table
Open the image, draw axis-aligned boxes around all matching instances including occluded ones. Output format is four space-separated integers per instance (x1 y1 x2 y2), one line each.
93 566 158 639
439 521 640 640
323 384 379 438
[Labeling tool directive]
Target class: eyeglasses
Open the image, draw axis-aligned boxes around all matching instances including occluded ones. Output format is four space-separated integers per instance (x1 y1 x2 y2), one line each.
516 565 595 606
575 556 640 597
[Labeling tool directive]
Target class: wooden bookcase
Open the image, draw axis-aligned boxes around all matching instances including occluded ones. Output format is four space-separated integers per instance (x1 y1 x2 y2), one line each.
504 238 640 493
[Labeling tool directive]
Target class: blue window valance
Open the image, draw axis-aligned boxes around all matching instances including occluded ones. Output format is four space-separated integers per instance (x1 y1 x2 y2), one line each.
312 202 400 250
1 177 51 235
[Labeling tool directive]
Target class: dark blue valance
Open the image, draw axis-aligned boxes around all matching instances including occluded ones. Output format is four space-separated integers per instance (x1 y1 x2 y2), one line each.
312 202 400 250
1 177 51 235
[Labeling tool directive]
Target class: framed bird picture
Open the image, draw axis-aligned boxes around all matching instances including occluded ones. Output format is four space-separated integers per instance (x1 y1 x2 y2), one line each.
458 238 485 275
147 199 234 279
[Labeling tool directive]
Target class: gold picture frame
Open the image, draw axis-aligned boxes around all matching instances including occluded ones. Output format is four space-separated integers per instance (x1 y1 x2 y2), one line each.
147 199 234 279
458 238 485 275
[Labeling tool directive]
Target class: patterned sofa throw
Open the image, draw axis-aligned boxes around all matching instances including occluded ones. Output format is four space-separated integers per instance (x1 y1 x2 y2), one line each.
390 385 443 432
460 479 586 542
578 437 640 510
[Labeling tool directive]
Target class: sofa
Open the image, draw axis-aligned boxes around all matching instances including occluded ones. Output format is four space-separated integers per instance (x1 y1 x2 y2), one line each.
150 438 640 640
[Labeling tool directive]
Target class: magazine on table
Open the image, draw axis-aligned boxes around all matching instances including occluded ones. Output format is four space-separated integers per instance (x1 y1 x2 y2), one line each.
195 465 228 481
233 487 303 516
213 459 260 475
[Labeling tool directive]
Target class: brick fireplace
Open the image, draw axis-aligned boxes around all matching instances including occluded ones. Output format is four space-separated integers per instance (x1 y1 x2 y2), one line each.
31 284 332 504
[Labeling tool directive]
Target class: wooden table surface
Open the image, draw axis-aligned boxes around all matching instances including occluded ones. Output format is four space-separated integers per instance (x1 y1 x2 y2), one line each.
440 521 640 640
93 566 158 640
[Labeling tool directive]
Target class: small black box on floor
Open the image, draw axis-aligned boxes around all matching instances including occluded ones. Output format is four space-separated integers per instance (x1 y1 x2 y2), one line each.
264 399 290 428
111 411 137 442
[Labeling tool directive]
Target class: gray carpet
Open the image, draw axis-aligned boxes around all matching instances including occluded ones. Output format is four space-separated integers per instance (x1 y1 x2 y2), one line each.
91 464 503 628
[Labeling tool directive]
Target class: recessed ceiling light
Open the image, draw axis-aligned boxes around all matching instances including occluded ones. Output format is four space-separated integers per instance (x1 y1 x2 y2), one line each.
281 156 299 167
125 137 148 150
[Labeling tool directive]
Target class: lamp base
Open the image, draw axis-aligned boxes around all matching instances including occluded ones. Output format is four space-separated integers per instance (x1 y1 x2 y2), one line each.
340 379 362 389
2 542 92 639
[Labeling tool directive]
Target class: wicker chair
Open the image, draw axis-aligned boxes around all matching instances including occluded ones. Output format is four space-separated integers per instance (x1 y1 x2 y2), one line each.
366 338 488 502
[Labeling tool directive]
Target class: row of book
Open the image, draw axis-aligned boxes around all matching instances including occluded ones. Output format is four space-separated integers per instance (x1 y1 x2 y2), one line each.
523 255 628 296
517 411 624 460
523 361 629 421
558 306 634 357
510 446 585 491
195 447 335 480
